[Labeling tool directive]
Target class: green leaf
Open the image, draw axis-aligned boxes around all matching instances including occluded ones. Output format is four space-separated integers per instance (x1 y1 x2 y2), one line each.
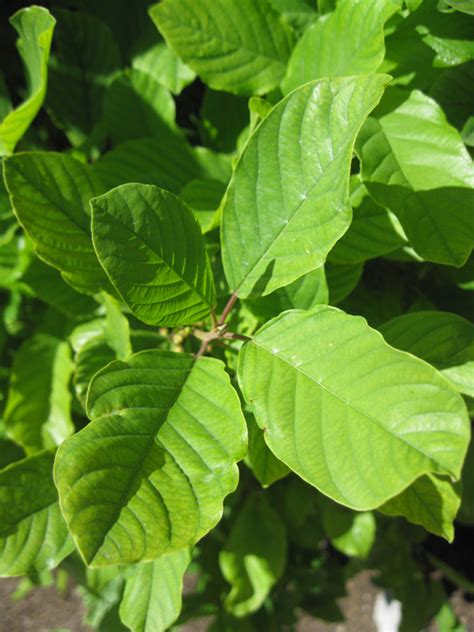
380 311 474 397
91 183 216 326
326 262 363 305
21 257 98 319
222 74 389 299
47 9 121 145
320 500 376 558
4 334 74 453
358 89 474 267
329 176 406 264
92 138 202 194
3 152 109 294
268 0 317 32
132 41 196 95
119 549 190 632
103 69 178 145
282 0 401 94
244 267 328 322
54 350 247 566
0 7 55 155
380 474 461 541
446 0 474 15
150 0 295 96
238 307 470 510
73 336 116 408
0 451 74 577
219 493 287 616
180 179 226 234
245 415 289 487
199 90 250 153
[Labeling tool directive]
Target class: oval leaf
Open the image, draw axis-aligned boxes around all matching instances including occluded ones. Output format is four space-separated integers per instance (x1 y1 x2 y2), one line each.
91 183 216 326
149 0 295 96
54 350 247 567
222 74 390 298
238 307 470 510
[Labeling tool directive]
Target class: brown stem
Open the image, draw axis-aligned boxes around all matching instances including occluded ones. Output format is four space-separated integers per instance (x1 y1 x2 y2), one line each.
218 292 238 325
222 332 251 342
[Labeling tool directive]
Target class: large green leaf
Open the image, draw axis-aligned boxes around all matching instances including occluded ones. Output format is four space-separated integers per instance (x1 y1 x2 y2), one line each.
219 493 287 616
358 89 474 267
380 311 474 397
320 499 376 558
0 450 74 577
47 9 121 145
3 152 108 294
221 74 389 299
150 0 295 96
91 184 216 326
0 7 55 155
103 69 178 145
119 549 190 632
4 334 74 453
92 138 202 194
282 0 401 94
54 350 247 567
238 307 470 510
380 474 461 541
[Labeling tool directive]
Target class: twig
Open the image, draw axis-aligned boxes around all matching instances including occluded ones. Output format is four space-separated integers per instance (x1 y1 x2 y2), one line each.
218 292 238 325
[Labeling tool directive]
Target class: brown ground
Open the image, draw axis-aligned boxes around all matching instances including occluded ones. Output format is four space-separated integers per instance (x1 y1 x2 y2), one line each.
1 571 474 631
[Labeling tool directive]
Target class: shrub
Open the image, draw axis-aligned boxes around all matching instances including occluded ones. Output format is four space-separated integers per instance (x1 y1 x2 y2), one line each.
0 0 473 630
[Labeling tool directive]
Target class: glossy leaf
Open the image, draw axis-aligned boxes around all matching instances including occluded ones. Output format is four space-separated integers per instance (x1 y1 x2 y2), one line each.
180 178 226 234
380 474 461 541
0 451 73 577
238 307 470 510
103 69 178 145
150 0 295 96
73 336 116 408
47 9 121 144
380 311 474 397
0 7 55 155
55 350 247 566
3 152 108 294
120 549 190 632
282 0 401 93
358 89 474 267
4 334 74 453
91 184 216 326
222 74 389 298
219 493 287 616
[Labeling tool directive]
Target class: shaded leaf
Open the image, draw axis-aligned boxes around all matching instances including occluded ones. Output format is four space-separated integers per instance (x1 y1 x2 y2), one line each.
0 451 73 576
220 493 287 616
380 474 461 541
3 152 108 294
4 334 74 453
245 415 289 488
358 89 474 267
91 183 216 326
120 549 190 632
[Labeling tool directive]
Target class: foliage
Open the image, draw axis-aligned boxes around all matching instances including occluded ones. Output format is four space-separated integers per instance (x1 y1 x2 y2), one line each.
0 1 473 630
